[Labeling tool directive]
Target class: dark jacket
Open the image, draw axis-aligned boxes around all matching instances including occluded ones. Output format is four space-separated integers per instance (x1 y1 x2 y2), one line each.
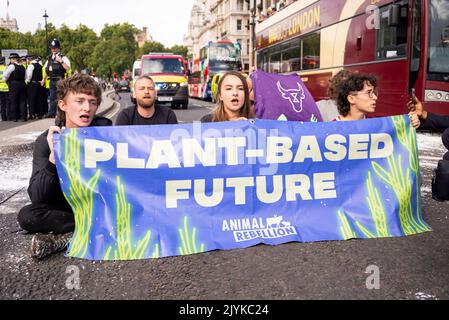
420 112 449 132
27 117 112 210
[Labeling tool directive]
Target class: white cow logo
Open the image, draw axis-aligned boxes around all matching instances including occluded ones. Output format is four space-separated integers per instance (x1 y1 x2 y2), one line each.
277 81 306 113
266 215 283 228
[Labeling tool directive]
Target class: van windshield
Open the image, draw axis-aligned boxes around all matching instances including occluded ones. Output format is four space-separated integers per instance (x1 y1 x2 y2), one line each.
142 58 185 75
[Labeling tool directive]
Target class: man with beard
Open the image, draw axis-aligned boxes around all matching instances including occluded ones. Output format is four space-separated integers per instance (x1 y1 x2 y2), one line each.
115 76 178 125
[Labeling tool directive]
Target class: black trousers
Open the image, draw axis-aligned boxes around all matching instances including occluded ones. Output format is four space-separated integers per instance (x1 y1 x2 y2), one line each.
17 203 75 234
39 87 49 117
8 81 26 121
0 91 9 121
443 128 449 161
27 82 42 117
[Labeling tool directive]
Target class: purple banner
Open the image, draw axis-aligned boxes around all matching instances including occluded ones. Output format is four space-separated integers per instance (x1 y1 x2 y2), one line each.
251 70 322 122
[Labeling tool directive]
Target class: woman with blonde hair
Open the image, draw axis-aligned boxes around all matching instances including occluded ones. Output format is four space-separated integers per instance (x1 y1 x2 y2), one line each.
200 71 254 122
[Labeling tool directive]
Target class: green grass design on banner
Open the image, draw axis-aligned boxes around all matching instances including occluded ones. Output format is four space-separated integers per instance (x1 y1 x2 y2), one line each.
64 129 100 259
369 116 430 235
338 211 357 240
338 116 431 239
355 171 391 238
391 115 430 232
178 216 205 255
104 176 157 260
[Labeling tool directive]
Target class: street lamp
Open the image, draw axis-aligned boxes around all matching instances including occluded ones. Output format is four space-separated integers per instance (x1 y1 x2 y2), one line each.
43 10 49 56
250 0 257 70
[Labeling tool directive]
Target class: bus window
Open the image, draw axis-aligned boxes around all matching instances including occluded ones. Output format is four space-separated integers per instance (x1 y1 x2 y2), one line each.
302 32 320 70
281 40 300 73
427 0 449 80
268 49 281 73
376 1 409 59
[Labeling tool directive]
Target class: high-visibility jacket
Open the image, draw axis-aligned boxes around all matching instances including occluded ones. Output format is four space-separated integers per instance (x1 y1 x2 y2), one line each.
42 68 50 89
65 68 72 78
0 65 10 92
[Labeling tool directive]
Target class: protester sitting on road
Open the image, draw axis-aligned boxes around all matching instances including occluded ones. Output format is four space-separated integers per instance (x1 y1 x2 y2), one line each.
115 75 178 125
408 97 449 160
17 73 112 260
201 71 254 122
315 69 352 122
335 73 421 128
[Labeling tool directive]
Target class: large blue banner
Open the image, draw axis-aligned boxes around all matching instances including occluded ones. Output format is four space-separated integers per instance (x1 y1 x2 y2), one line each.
54 116 430 261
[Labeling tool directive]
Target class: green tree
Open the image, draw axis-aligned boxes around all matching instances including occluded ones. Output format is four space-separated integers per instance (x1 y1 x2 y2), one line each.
137 41 167 58
169 45 189 59
59 24 99 72
90 23 138 77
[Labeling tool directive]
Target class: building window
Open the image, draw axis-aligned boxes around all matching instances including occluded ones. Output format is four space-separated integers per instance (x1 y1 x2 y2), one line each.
237 19 242 31
237 0 244 11
247 39 250 55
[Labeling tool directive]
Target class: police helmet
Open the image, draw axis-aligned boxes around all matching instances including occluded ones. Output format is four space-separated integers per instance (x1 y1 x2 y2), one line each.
49 38 61 49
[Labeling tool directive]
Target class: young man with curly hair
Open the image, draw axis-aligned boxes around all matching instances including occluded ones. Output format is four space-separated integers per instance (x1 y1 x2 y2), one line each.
17 73 112 260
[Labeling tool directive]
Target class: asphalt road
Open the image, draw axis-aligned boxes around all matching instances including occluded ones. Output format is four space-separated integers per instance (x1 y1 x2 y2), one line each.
0 97 448 302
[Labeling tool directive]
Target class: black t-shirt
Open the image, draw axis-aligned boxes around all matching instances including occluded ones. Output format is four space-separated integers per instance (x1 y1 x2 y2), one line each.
115 105 178 126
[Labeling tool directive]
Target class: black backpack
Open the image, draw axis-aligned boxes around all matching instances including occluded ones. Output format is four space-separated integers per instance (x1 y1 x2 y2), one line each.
432 159 449 201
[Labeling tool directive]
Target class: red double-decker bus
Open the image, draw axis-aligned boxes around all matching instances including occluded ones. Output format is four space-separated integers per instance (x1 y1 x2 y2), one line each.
256 0 449 116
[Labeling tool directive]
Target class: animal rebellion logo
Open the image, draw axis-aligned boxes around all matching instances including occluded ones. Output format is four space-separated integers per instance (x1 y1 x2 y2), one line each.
222 214 297 243
277 81 306 113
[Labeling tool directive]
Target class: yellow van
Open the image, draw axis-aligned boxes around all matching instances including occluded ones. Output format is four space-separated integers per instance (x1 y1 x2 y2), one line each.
140 53 189 109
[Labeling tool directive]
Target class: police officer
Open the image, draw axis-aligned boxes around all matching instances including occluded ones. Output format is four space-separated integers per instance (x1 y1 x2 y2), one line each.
0 56 10 121
42 38 71 118
26 55 44 119
3 53 27 122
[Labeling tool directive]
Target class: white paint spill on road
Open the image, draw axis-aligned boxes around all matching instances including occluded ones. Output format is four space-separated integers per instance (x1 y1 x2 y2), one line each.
13 131 42 142
417 132 444 154
0 155 32 191
421 186 431 194
414 292 439 300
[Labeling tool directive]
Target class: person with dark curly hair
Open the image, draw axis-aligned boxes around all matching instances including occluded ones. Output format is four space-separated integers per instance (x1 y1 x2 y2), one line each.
335 73 420 127
315 69 353 121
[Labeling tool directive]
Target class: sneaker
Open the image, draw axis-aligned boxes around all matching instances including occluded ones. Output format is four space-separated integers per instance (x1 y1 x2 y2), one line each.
31 232 73 260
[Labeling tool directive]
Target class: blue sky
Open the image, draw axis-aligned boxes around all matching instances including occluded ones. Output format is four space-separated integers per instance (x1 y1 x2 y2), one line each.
2 0 195 47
